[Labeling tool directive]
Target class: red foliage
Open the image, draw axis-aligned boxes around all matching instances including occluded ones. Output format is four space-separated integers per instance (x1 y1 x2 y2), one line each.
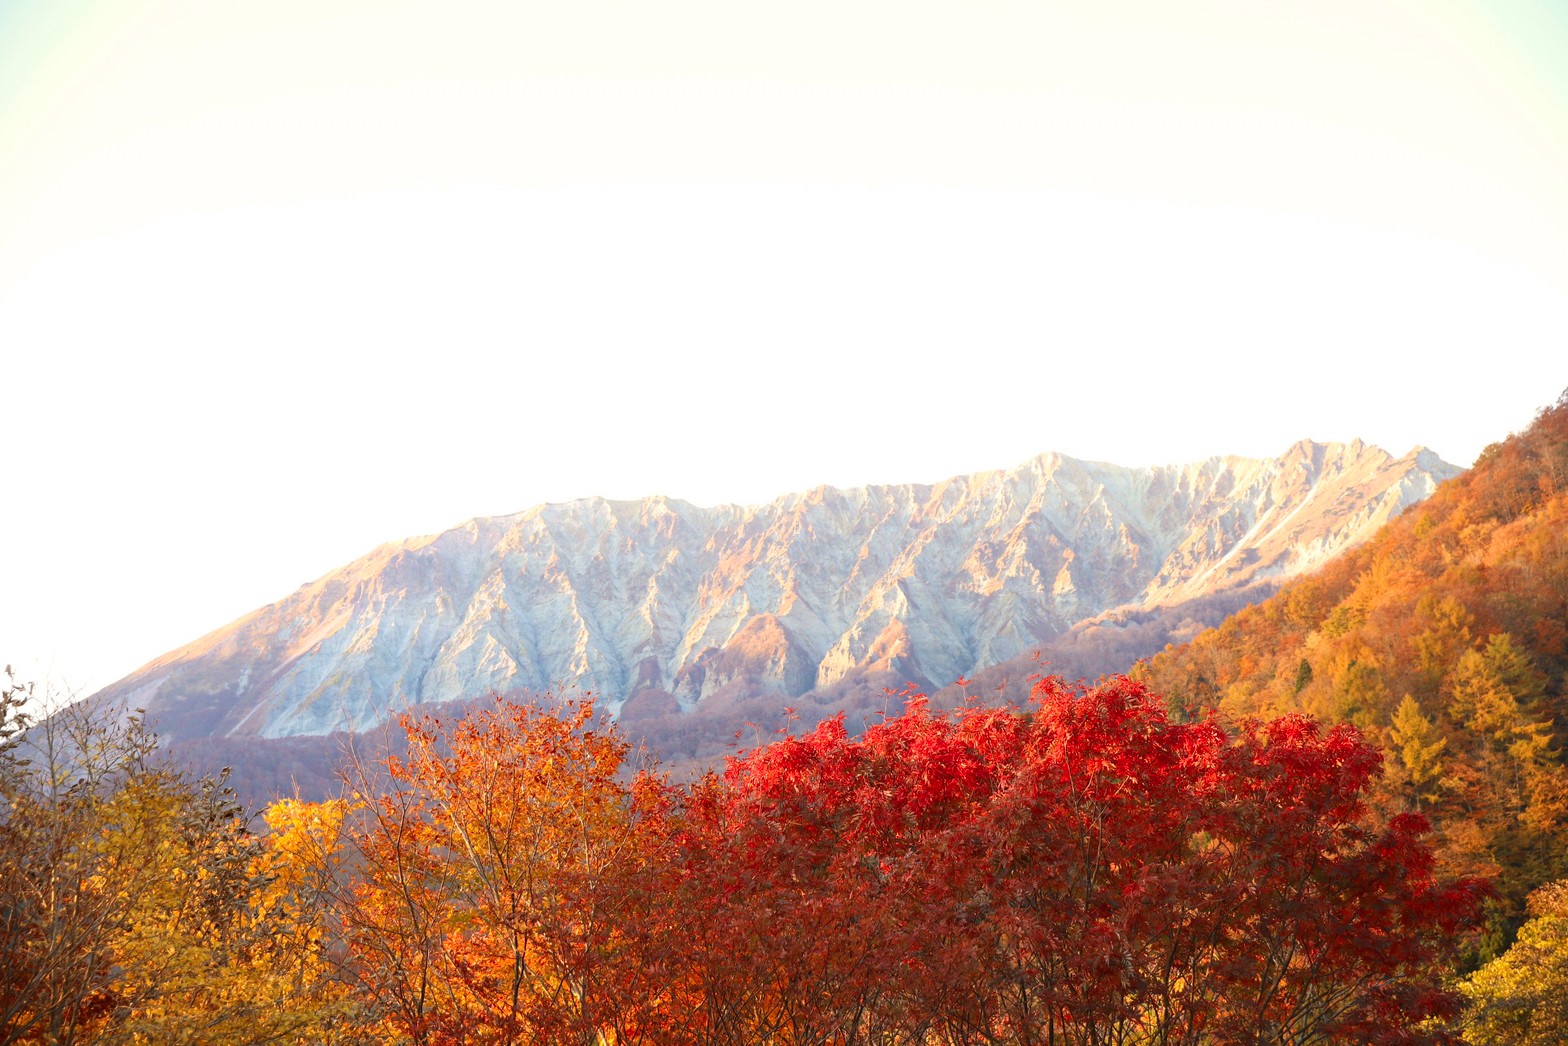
645 675 1487 1045
320 679 1486 1043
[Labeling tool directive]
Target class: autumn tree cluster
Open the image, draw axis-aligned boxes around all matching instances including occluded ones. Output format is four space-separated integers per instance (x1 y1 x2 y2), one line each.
0 668 348 1046
3 668 1488 1045
1137 391 1568 956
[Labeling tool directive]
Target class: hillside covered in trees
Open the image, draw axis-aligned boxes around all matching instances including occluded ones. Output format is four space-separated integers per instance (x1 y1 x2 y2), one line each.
1139 390 1568 958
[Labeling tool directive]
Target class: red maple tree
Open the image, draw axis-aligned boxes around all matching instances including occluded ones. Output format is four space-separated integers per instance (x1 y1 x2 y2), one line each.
650 675 1487 1044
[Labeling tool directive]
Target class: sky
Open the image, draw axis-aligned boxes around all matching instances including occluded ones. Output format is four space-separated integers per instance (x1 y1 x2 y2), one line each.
2 0 1566 702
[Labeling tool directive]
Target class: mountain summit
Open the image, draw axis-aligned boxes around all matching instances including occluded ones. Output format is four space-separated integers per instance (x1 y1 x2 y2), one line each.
92 441 1457 744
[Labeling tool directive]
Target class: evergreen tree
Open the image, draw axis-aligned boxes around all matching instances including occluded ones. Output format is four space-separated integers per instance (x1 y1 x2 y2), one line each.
1390 693 1447 809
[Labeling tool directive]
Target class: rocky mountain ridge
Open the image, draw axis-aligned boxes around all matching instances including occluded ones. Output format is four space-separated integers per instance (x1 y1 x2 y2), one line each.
94 441 1460 741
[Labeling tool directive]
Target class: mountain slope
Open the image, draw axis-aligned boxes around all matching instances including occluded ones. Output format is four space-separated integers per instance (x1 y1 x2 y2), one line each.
92 441 1456 743
1138 391 1568 954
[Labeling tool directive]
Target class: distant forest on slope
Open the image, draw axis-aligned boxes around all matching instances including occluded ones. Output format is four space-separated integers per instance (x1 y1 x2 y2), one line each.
1140 390 1568 960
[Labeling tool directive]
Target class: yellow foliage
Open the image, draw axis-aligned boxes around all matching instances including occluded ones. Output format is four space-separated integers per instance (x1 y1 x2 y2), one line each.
91 784 355 1045
1464 880 1568 1044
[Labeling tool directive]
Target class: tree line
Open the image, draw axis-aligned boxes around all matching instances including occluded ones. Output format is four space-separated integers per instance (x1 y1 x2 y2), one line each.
3 667 1510 1045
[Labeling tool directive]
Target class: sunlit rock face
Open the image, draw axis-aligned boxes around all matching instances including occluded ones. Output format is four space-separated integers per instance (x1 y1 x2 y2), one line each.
93 442 1458 740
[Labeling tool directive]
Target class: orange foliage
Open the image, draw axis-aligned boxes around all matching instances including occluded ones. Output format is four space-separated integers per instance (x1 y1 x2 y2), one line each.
1138 391 1568 954
329 696 667 1046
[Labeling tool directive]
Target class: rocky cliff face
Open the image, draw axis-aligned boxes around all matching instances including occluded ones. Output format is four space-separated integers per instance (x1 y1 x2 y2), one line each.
94 441 1459 740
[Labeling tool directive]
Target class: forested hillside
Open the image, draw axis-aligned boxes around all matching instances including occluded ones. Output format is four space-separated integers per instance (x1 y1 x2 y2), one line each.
1139 390 1568 956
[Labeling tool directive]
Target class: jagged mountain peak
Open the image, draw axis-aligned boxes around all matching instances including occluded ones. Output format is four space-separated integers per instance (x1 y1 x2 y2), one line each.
91 441 1459 742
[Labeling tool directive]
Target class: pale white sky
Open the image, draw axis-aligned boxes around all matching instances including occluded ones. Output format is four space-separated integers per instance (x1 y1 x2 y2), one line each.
2 0 1566 700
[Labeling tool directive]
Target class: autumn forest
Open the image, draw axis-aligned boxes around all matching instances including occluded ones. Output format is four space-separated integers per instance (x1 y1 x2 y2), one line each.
8 394 1568 1045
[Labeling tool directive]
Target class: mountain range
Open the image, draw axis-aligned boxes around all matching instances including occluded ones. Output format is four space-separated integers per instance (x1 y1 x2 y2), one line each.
91 439 1457 762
